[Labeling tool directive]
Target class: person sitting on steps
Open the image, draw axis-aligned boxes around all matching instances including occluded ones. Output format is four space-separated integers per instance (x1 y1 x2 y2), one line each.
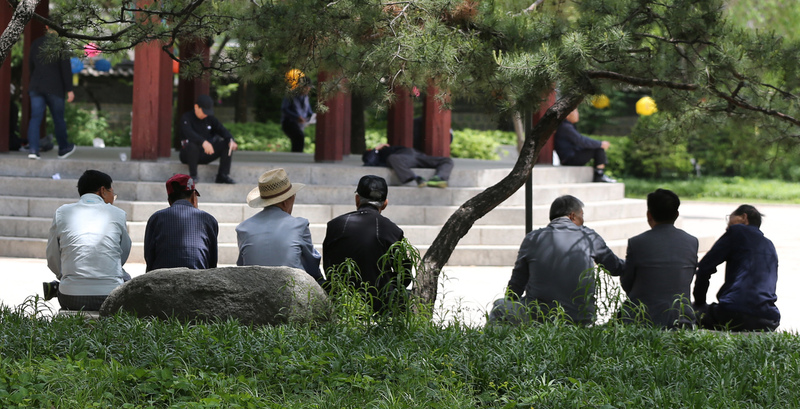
554 109 616 183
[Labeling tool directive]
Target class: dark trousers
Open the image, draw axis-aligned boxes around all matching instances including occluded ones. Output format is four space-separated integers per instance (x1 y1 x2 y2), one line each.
179 137 233 178
386 148 454 183
281 120 306 153
28 90 70 154
698 303 779 332
561 148 607 168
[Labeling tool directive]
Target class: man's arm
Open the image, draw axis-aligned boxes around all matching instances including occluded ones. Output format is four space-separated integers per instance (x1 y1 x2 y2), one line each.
620 238 636 293
118 213 132 266
208 216 219 269
693 231 732 306
506 238 532 299
298 222 324 283
590 230 625 276
143 216 155 271
45 216 61 279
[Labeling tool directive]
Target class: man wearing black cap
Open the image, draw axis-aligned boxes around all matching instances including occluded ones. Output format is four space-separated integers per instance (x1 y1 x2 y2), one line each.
179 95 238 184
323 175 413 313
144 174 219 272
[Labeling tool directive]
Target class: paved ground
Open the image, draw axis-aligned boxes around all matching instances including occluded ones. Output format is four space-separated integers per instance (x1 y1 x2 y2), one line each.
2 201 797 332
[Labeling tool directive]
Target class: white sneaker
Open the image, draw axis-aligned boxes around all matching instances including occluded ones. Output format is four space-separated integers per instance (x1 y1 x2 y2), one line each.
28 153 40 160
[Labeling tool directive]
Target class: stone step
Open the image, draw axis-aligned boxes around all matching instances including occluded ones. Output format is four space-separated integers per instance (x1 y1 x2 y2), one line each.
0 175 624 207
0 195 645 225
0 148 594 187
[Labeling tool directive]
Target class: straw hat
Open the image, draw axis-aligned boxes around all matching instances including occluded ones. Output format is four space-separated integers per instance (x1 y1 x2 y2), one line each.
246 168 305 208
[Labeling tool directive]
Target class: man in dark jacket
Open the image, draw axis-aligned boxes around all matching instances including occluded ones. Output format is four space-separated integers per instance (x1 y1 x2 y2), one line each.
179 95 238 184
693 204 780 331
362 144 453 188
144 174 219 272
554 109 615 183
27 30 76 160
620 189 698 328
323 175 413 313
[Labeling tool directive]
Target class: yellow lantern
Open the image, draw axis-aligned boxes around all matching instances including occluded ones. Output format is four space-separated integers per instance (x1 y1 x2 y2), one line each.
591 94 610 109
636 96 657 116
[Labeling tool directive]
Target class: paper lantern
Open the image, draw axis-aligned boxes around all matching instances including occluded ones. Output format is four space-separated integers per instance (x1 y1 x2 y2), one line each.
94 59 111 72
285 69 307 90
591 94 610 109
70 57 84 74
84 43 101 58
172 60 180 74
636 96 657 116
72 73 79 86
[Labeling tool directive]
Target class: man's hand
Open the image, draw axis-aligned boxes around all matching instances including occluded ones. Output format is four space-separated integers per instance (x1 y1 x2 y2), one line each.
202 140 215 155
601 140 610 150
374 143 390 150
228 139 238 156
66 91 75 103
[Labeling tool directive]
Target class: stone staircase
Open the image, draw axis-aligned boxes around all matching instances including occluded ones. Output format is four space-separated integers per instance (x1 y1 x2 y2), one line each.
0 147 661 266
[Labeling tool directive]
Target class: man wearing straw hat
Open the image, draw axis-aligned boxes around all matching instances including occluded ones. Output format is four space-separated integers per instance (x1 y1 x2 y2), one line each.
235 168 326 286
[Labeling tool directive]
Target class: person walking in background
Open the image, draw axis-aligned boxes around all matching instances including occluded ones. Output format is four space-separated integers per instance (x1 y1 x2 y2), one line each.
179 95 238 184
280 69 314 153
620 189 698 328
44 170 131 311
144 174 219 272
27 28 77 160
554 109 615 183
693 204 780 331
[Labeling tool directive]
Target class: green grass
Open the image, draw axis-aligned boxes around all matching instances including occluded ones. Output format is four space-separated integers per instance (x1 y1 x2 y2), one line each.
623 176 800 204
2 297 799 408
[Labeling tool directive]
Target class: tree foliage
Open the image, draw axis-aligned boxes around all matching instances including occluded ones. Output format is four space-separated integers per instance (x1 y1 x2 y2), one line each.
4 0 800 305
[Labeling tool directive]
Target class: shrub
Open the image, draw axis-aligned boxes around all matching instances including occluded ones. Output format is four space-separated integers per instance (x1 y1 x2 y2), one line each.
625 115 694 178
47 104 130 148
224 121 316 153
451 128 516 160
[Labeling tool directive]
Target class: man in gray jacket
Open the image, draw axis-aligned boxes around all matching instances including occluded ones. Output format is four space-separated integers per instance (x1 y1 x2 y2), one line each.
490 195 625 325
620 189 698 328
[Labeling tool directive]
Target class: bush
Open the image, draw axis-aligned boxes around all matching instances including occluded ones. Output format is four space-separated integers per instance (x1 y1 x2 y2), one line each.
47 104 130 148
224 121 316 153
451 128 516 160
625 115 694 178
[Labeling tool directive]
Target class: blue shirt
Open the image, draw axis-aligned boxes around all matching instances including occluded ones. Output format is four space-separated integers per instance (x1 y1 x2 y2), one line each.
280 94 312 124
694 224 780 321
144 200 219 272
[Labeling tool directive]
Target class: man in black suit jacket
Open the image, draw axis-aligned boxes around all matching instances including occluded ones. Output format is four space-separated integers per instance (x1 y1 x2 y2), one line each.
323 175 413 313
620 189 698 328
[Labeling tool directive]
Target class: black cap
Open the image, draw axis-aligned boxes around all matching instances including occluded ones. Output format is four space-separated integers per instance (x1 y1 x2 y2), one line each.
196 95 214 116
356 175 388 202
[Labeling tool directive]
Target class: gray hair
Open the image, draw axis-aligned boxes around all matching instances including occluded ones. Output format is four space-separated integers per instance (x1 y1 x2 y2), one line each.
549 195 584 221
357 195 384 209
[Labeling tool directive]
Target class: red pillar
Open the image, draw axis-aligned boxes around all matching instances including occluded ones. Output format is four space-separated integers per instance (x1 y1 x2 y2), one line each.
131 40 173 160
387 88 414 148
423 84 451 157
20 0 48 145
341 91 352 155
314 71 345 162
175 38 211 149
0 2 12 152
533 90 557 164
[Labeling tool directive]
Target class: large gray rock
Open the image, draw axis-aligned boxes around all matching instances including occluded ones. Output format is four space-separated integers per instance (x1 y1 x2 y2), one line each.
100 266 330 325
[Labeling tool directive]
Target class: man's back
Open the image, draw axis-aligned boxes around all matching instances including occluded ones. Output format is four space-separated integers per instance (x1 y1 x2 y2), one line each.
46 194 131 296
697 224 779 320
622 225 698 327
144 200 219 272
236 206 320 274
507 217 624 324
323 206 410 308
